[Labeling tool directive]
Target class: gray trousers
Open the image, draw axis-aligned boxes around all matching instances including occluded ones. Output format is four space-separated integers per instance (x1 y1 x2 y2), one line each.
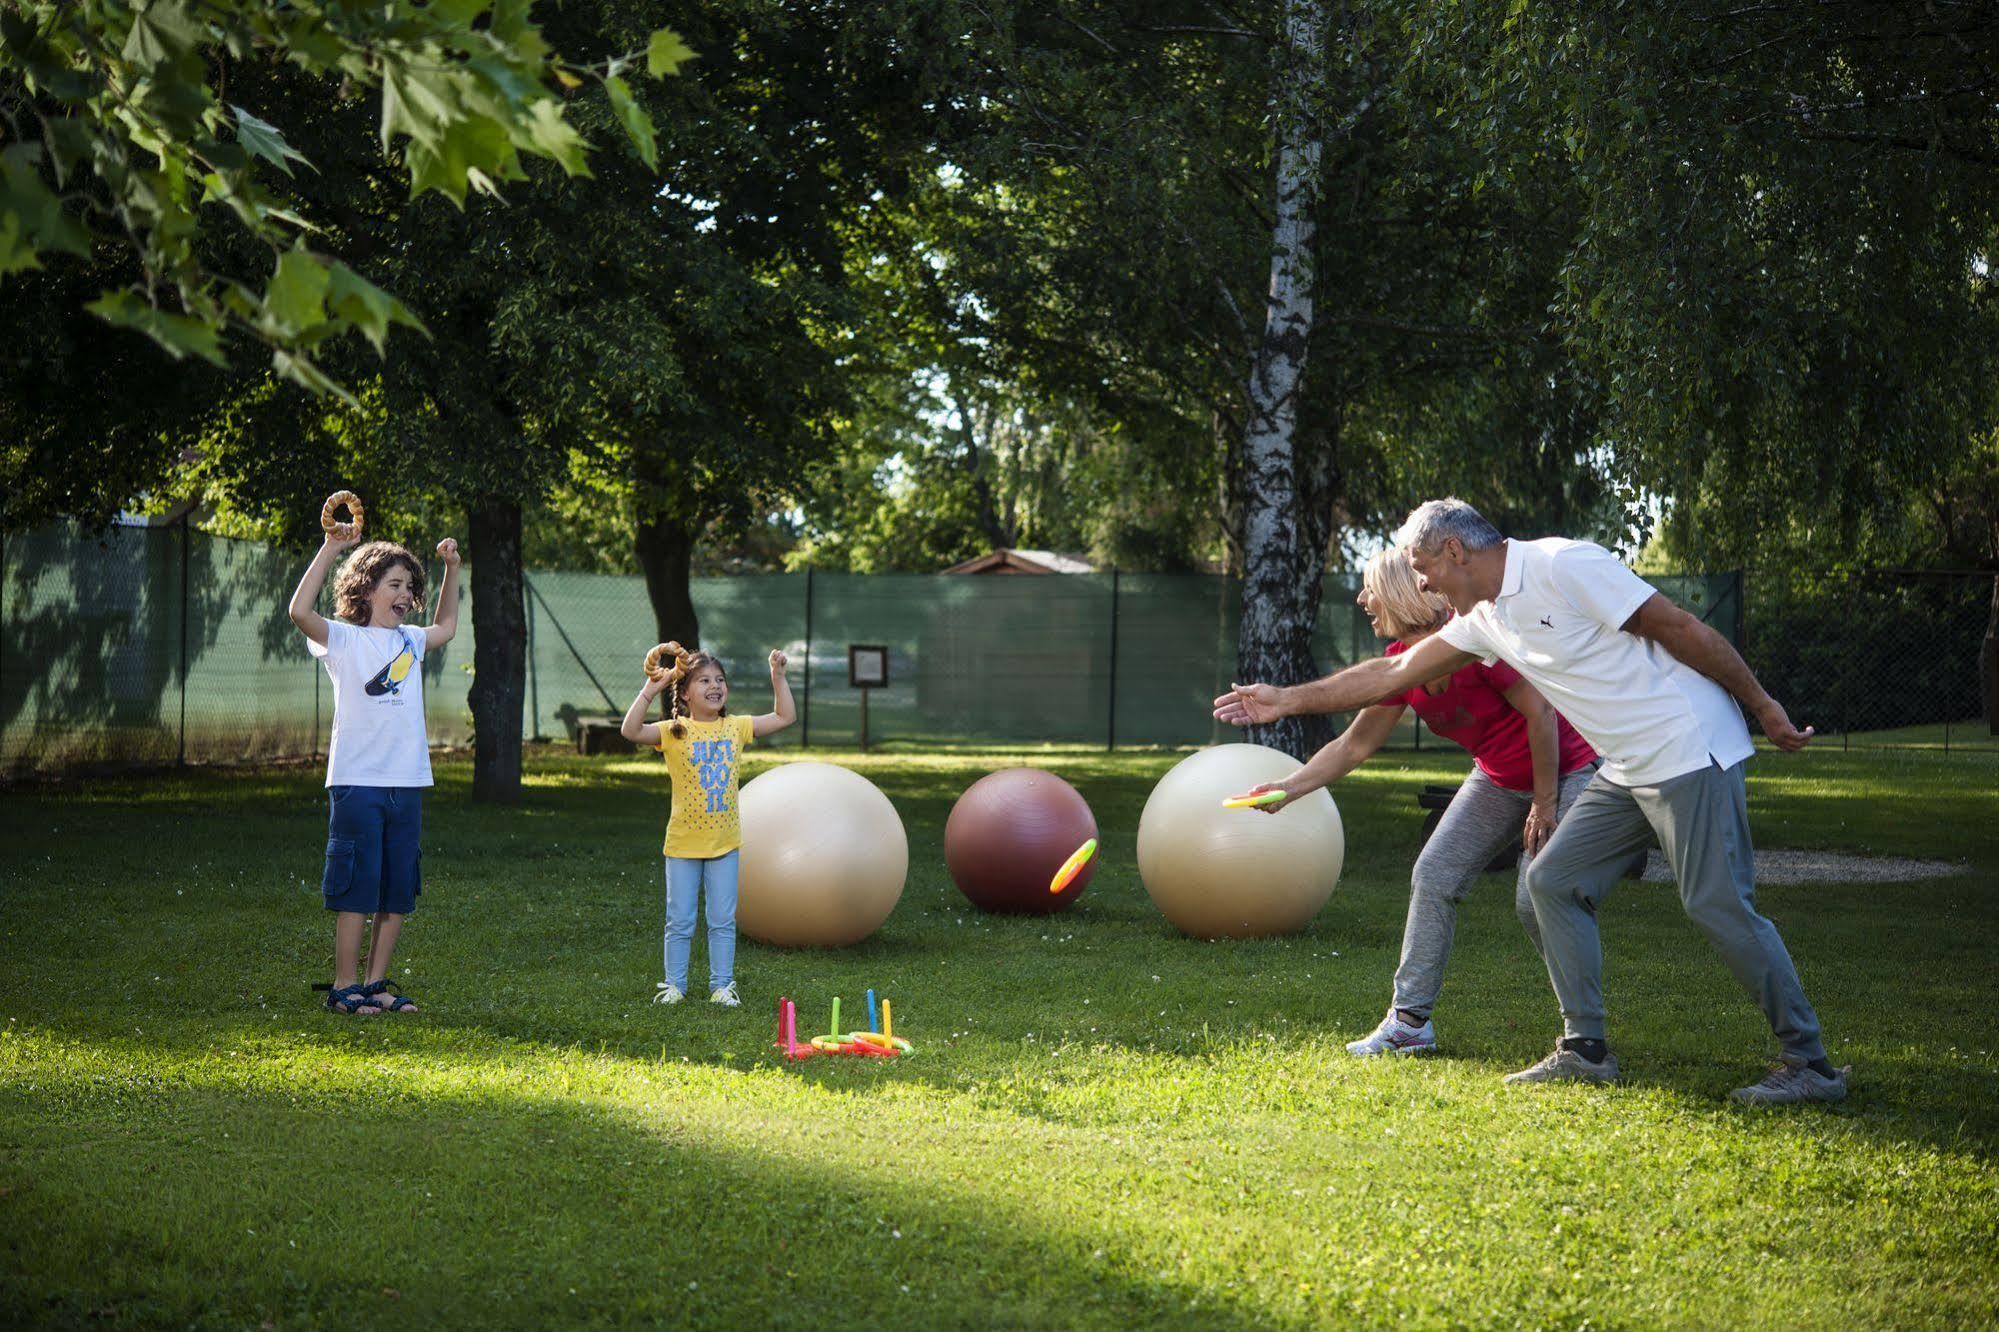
1522 760 1827 1061
1391 765 1598 1020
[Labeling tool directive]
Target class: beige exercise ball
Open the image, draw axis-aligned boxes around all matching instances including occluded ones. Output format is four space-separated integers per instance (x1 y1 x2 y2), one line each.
1136 743 1344 939
737 762 907 947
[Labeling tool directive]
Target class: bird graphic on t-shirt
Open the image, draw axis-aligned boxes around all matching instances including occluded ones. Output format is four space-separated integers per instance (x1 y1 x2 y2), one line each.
365 644 416 697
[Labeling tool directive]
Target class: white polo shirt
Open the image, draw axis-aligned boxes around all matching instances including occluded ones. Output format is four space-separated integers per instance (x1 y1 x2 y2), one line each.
1436 538 1753 786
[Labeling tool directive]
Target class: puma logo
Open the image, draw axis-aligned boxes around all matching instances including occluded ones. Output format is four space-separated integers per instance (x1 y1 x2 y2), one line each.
1539 615 1554 629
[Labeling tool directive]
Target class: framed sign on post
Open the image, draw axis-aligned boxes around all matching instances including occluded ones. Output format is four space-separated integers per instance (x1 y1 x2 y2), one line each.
848 645 888 752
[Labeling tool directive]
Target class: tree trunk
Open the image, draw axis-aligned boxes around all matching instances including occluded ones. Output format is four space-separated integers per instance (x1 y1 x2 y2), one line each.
467 498 526 804
636 513 700 649
1236 0 1332 761
954 395 1017 551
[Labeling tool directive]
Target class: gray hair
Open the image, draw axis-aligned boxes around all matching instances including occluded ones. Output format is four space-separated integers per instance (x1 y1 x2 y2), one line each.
1391 498 1504 553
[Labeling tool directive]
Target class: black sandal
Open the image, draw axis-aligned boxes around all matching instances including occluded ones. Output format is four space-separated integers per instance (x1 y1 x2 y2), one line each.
325 983 380 1015
362 978 418 1013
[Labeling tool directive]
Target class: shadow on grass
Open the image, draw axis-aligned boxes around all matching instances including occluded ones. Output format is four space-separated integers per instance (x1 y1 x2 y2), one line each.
0 1071 1266 1329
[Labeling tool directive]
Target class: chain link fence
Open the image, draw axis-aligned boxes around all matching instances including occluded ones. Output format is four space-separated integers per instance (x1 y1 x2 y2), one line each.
1740 568 1998 752
3 523 1991 777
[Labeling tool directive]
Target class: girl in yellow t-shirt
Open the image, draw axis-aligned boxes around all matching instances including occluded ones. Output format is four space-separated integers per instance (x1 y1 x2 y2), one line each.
620 644 796 1006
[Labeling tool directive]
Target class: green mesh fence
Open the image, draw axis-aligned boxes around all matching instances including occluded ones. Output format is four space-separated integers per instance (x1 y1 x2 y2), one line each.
0 524 474 775
4 524 1990 776
518 569 808 744
1740 568 1998 752
2 524 185 770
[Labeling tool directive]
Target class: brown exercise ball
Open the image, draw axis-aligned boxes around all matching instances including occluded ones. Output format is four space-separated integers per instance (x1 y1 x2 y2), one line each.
737 762 907 946
1136 743 1344 939
945 767 1099 914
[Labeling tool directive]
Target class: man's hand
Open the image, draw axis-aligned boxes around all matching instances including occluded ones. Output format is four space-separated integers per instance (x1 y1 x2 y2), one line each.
1523 798 1558 855
1213 682 1286 726
435 537 461 570
1754 699 1815 751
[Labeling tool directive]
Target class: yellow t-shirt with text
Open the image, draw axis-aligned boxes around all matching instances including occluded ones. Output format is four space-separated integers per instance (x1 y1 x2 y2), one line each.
656 715 755 858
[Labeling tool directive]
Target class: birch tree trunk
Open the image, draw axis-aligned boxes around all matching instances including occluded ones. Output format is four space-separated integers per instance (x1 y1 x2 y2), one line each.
1236 0 1332 760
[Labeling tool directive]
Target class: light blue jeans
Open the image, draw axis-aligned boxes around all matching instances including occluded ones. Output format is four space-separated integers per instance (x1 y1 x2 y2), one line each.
664 850 739 993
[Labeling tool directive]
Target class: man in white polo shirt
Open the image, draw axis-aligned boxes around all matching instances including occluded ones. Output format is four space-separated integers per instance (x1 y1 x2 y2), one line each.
1214 498 1848 1105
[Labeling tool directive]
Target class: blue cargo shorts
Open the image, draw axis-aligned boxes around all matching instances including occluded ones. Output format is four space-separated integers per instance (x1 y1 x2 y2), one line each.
321 785 423 915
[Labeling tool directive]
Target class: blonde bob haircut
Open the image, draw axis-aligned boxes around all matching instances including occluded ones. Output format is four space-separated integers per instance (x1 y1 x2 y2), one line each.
1363 547 1451 640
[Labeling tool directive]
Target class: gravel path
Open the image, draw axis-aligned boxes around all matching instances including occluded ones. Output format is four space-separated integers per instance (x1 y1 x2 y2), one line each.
1638 848 1971 885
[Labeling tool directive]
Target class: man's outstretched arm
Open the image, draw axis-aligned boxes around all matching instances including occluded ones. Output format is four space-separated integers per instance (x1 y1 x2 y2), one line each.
1214 635 1478 724
1622 594 1814 751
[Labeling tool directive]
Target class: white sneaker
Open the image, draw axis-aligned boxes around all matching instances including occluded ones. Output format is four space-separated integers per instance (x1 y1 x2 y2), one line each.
1504 1045 1620 1085
653 982 685 1005
1346 1008 1437 1057
1730 1058 1850 1105
709 983 741 1008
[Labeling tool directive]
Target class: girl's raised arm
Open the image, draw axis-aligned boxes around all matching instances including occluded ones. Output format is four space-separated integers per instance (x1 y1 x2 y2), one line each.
752 648 796 737
621 676 666 748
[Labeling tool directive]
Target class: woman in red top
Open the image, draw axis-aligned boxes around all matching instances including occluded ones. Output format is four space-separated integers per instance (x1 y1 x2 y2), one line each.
1236 548 1599 1057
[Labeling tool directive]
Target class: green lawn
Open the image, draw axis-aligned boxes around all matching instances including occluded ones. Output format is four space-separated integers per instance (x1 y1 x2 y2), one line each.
3 745 1996 1327
1827 719 1999 754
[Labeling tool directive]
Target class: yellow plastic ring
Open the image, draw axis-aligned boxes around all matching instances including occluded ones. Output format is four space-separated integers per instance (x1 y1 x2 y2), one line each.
850 1032 913 1054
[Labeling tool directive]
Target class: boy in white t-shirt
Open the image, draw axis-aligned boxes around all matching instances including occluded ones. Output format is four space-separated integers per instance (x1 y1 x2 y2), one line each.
287 525 460 1015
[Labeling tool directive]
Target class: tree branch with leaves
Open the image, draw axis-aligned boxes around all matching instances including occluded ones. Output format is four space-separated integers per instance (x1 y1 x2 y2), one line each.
0 0 691 393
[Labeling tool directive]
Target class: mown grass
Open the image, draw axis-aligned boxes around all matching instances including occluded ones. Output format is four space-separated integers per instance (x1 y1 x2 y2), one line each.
1825 719 1999 753
3 744 1996 1328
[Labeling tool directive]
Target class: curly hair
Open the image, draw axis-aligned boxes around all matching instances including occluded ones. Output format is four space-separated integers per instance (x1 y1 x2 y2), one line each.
666 650 728 739
332 541 427 625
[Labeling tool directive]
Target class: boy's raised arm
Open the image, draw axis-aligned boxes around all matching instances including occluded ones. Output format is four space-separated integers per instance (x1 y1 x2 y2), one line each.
288 536 352 648
425 538 462 651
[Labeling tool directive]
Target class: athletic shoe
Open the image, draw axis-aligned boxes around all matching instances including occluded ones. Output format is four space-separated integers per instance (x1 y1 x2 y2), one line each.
709 983 741 1008
653 982 685 1005
1729 1058 1850 1106
1346 1009 1437 1057
1504 1045 1620 1085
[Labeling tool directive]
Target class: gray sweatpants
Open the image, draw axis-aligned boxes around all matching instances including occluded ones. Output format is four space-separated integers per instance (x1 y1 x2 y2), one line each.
1522 760 1827 1062
1391 764 1598 1020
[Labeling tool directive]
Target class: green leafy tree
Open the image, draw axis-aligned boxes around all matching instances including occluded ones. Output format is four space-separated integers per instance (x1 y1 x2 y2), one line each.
0 0 688 389
895 1 1607 754
1498 2 1999 563
511 1 963 648
1496 2 1999 725
174 1 950 799
794 361 1213 574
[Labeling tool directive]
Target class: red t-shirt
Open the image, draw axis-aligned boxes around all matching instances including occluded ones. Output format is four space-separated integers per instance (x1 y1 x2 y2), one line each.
1377 640 1596 791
